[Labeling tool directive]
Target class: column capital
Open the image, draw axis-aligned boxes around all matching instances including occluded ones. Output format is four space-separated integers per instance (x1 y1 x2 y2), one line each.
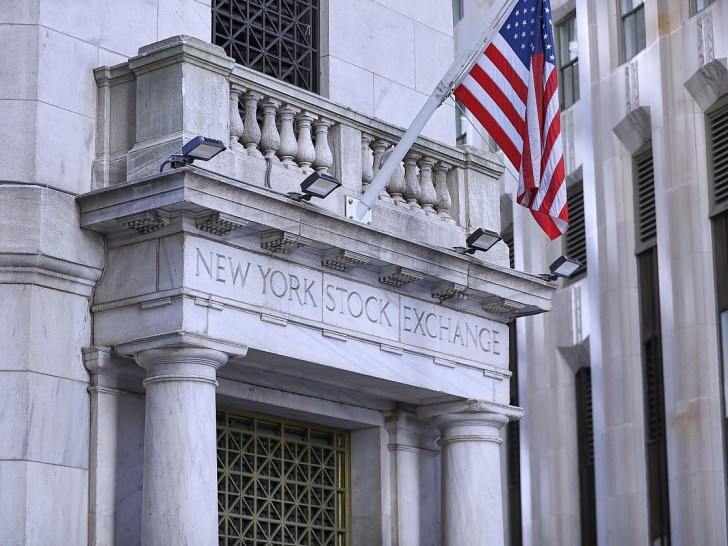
415 398 523 424
115 331 248 360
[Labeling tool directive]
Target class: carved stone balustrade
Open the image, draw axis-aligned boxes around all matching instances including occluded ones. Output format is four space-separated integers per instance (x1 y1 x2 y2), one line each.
92 35 507 265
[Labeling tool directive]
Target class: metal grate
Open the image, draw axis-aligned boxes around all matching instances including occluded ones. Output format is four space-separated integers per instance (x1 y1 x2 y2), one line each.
212 0 319 93
565 181 587 272
574 367 596 544
634 146 657 248
217 409 348 545
708 102 728 213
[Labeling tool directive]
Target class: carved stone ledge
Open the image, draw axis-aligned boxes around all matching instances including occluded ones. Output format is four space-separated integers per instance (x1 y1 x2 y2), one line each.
431 281 467 302
613 106 652 155
321 249 370 271
685 58 728 112
121 211 169 235
260 230 312 253
378 265 424 288
195 212 248 236
481 296 526 318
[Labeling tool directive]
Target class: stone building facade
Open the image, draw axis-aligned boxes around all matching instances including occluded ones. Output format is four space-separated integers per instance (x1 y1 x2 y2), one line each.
456 0 728 544
0 1 552 545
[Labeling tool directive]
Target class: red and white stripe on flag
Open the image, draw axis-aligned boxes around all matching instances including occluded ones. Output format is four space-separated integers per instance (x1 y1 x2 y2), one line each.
454 0 568 240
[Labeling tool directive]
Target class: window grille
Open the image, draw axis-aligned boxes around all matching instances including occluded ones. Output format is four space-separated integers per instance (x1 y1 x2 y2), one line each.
217 409 349 545
575 367 596 545
502 227 515 269
634 145 656 249
708 100 728 215
620 0 645 62
557 12 579 109
565 180 587 272
212 0 319 93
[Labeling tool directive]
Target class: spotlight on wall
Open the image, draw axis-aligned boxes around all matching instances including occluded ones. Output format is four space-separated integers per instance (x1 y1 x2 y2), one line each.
453 228 502 255
287 172 342 202
159 136 226 172
538 255 583 281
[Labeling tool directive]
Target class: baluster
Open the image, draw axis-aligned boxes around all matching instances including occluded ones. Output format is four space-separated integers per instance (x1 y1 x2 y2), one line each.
229 85 245 152
361 134 374 193
241 91 263 157
312 119 334 174
417 156 437 215
383 147 406 205
371 138 390 200
434 162 453 221
295 111 316 172
259 98 281 160
277 104 299 167
403 151 421 210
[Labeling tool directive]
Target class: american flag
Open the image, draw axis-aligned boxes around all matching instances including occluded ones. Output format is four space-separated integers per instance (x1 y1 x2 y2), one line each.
455 0 567 240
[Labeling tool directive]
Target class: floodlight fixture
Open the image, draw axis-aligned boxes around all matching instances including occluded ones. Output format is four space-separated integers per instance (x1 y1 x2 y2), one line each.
287 172 342 202
538 255 583 281
454 228 502 255
159 136 226 172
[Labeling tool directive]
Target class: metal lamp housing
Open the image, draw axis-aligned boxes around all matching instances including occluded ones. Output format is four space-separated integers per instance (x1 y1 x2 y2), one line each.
465 228 502 252
300 172 342 199
549 255 582 278
181 136 226 161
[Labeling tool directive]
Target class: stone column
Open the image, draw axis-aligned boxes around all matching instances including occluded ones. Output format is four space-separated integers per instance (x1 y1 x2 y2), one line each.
133 347 229 546
385 411 440 546
417 400 521 546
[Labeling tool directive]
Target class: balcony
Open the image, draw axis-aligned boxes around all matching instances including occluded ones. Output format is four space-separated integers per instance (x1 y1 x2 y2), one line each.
81 35 553 368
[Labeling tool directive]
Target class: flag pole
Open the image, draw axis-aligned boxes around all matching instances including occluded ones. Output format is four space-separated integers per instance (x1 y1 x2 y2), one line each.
355 0 520 220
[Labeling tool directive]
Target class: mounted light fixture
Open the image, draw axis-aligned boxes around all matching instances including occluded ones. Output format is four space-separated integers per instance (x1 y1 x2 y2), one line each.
454 228 502 255
539 255 583 281
288 172 342 202
159 136 226 172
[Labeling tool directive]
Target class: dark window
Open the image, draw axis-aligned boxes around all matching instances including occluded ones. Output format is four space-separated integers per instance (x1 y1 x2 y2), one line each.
620 0 646 62
453 0 464 24
709 98 728 526
557 12 579 109
503 226 515 269
634 144 671 545
565 180 587 273
635 146 657 251
212 0 320 93
708 99 728 216
575 367 597 545
692 0 717 15
506 323 522 546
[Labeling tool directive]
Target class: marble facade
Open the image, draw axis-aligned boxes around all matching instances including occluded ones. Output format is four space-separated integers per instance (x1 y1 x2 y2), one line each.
0 1 552 545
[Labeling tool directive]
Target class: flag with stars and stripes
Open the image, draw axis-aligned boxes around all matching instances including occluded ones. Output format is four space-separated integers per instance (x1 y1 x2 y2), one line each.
455 0 567 239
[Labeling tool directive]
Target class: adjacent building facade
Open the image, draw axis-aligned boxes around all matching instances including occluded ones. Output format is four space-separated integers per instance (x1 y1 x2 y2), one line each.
457 0 728 544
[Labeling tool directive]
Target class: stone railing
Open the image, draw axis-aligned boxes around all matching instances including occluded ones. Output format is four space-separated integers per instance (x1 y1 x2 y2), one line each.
92 36 505 252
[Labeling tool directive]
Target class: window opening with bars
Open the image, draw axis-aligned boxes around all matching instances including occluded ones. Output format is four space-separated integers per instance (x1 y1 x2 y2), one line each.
564 180 587 273
575 367 597 545
708 100 728 216
217 409 349 545
557 12 579 109
212 0 320 93
506 323 522 546
633 144 670 545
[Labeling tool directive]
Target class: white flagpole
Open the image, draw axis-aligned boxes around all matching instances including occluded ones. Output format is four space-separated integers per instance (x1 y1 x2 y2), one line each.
355 0 520 220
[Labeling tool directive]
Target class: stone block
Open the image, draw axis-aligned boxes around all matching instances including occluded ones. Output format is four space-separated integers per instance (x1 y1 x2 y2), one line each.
0 24 39 101
95 240 159 303
157 0 212 42
0 100 37 182
0 0 40 23
39 0 157 57
328 0 416 88
0 460 88 546
328 123 363 193
0 371 89 468
463 165 500 233
35 101 97 194
386 0 453 36
0 285 92 382
414 22 453 94
322 56 375 115
37 28 98 118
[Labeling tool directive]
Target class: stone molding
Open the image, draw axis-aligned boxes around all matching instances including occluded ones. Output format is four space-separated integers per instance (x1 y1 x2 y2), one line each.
613 106 652 155
128 35 235 78
416 399 523 423
135 347 229 387
685 58 728 112
114 331 248 360
384 411 440 454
